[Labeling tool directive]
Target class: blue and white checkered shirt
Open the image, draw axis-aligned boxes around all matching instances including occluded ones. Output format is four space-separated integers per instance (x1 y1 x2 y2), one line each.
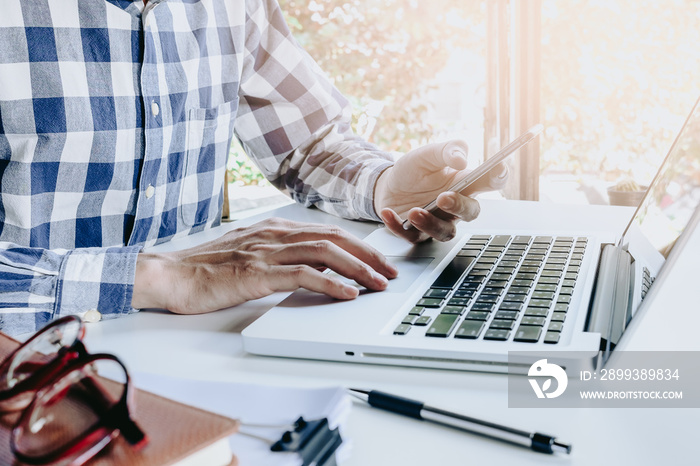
0 0 394 336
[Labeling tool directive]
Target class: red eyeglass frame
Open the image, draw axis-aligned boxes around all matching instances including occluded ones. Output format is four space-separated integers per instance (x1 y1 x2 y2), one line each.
0 316 148 465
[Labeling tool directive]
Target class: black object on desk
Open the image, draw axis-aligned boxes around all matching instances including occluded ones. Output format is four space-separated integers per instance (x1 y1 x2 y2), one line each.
349 389 572 455
271 417 342 466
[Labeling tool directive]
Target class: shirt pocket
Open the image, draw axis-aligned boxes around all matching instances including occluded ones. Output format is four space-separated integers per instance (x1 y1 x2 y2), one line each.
179 99 238 227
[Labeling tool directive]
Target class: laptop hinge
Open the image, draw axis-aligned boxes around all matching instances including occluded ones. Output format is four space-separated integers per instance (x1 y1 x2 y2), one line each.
586 244 633 362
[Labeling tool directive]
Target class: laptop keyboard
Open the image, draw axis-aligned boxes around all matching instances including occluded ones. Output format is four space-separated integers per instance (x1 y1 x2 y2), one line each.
393 235 588 344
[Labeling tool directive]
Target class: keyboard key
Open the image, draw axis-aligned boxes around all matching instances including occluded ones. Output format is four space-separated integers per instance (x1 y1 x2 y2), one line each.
394 324 411 335
441 305 466 315
551 312 567 322
431 256 477 289
470 235 492 241
548 253 569 259
460 281 480 290
416 298 444 308
454 320 485 339
512 235 532 245
457 249 480 258
515 272 537 281
402 315 418 325
490 235 512 247
415 315 432 326
535 283 557 292
475 294 499 303
554 303 569 312
521 316 546 326
465 310 490 321
524 307 549 317
562 279 576 287
426 314 459 338
534 236 553 244
528 299 552 308
486 280 509 288
559 286 574 295
541 270 562 278
512 279 534 288
489 319 515 330
507 286 530 295
557 295 572 304
503 294 526 303
544 331 561 344
481 287 505 296
469 269 491 276
494 267 516 275
548 321 564 332
464 275 487 284
472 302 496 312
546 257 567 264
499 302 524 311
453 289 475 298
408 306 424 315
551 247 571 254
484 329 511 340
514 325 543 342
543 263 565 271
532 291 555 300
423 288 450 299
448 297 471 307
495 310 519 320
521 260 542 267
499 260 520 268
490 273 512 281
538 277 559 285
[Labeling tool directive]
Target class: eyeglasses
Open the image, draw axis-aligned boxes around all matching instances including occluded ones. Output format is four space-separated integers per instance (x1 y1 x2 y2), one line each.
0 316 148 465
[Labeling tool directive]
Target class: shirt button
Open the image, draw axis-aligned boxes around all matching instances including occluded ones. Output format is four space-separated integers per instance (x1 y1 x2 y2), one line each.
83 309 102 323
145 184 155 198
151 101 160 117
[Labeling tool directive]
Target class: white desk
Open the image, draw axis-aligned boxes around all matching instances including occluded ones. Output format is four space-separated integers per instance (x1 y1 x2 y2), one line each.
82 200 700 466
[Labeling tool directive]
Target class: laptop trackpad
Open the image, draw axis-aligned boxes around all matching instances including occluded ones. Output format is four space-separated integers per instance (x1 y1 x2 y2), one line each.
278 256 434 308
365 256 433 293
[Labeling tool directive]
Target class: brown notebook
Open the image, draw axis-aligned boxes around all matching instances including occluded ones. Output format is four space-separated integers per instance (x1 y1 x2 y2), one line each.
0 333 240 466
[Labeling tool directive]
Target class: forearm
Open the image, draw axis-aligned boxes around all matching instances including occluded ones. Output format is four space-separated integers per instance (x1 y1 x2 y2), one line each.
268 116 395 221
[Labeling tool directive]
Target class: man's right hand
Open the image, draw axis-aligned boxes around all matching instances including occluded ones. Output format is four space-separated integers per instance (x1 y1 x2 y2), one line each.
131 217 399 314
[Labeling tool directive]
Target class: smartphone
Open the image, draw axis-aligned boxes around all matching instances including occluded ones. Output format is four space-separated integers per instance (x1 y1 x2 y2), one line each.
402 123 544 230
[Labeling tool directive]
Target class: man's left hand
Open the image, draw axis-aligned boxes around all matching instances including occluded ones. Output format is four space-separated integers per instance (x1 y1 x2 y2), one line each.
374 140 508 243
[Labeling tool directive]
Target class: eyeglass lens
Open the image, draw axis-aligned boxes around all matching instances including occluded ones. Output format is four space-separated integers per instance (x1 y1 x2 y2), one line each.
0 319 82 393
13 358 127 461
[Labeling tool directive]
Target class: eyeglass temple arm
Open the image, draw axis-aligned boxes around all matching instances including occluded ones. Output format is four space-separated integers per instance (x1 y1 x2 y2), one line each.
79 375 147 446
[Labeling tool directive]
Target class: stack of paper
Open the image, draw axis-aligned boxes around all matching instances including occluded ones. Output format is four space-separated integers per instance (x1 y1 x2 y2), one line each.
133 373 352 465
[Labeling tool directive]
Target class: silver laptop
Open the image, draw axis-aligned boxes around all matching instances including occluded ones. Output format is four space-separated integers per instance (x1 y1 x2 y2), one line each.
243 97 700 372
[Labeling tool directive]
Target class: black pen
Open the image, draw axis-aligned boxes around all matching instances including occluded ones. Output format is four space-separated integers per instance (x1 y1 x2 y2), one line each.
349 389 572 455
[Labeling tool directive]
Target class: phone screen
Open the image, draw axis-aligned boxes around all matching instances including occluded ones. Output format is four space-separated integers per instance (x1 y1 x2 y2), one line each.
402 124 544 230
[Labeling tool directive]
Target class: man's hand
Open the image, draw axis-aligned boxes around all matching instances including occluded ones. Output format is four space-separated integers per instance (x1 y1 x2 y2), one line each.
131 218 399 314
374 140 508 243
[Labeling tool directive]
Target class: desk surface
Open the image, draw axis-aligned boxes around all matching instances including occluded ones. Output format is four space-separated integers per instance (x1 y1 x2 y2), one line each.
82 200 700 466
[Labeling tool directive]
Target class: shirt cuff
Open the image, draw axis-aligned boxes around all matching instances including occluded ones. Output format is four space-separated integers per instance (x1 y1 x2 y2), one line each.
55 245 142 322
353 158 395 222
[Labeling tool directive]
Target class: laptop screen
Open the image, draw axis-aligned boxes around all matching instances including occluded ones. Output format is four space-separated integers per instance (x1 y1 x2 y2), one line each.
620 97 700 259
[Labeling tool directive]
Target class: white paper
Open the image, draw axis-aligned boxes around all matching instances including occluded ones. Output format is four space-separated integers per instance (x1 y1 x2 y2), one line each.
132 373 352 466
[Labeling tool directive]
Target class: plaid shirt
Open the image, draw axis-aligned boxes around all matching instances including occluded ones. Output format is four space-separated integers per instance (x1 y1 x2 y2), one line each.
0 0 394 336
